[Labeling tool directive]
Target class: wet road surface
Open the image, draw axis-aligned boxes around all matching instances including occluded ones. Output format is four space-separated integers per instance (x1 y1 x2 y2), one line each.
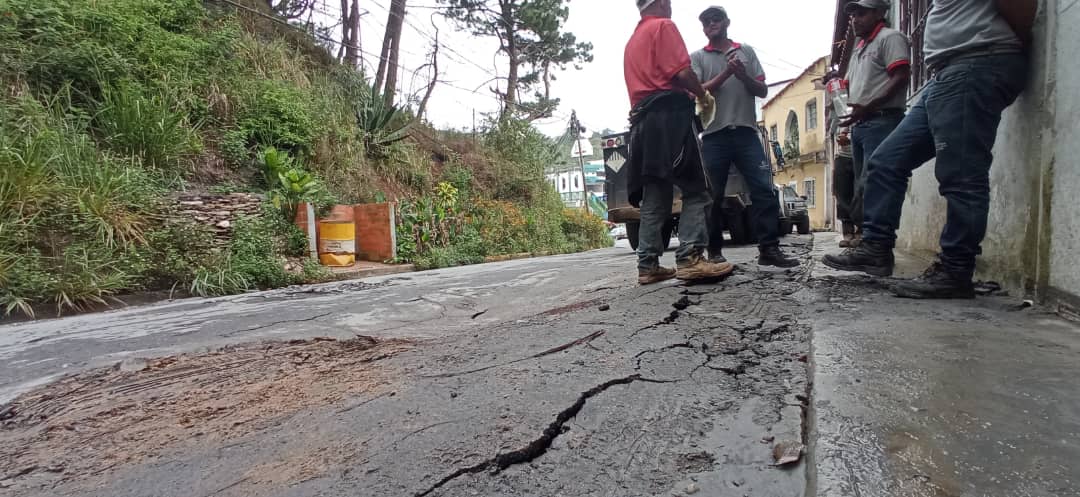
5 234 1078 497
0 238 814 496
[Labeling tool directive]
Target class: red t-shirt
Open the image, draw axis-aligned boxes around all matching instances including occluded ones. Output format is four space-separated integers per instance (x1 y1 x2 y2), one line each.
624 16 692 107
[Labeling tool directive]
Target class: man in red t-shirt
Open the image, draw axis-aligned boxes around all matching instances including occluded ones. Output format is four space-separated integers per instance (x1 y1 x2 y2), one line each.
623 0 732 285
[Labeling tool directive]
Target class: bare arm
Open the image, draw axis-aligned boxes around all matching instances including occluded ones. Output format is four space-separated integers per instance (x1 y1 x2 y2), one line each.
727 52 768 98
673 67 707 100
702 68 734 92
996 0 1037 45
735 72 768 98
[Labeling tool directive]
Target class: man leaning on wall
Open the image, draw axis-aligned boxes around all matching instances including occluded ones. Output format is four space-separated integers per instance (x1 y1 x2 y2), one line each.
823 0 1038 299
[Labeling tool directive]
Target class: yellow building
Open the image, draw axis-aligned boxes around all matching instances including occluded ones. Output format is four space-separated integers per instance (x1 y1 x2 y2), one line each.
761 56 831 231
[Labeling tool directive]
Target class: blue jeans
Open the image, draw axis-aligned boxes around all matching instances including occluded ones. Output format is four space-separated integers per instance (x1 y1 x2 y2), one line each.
850 113 904 226
862 53 1027 279
637 180 711 270
700 127 780 249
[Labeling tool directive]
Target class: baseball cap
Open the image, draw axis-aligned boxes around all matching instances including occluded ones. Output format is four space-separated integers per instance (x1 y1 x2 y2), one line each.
845 0 890 13
637 0 656 11
698 6 728 22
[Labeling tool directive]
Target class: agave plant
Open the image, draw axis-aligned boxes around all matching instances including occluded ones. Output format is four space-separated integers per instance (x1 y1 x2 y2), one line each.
355 83 411 156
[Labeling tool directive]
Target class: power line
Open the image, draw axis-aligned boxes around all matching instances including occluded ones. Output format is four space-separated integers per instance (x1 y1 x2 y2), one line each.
365 0 500 78
211 0 584 126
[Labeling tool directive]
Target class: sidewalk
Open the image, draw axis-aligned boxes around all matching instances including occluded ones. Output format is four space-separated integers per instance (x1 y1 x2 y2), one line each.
806 235 1080 496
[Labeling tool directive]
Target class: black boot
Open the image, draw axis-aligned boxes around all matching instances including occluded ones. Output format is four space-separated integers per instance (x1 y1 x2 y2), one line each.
708 247 727 264
891 262 975 299
758 244 799 268
821 240 894 276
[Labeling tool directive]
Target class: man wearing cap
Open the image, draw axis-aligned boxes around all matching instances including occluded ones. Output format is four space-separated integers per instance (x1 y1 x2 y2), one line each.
839 0 910 236
623 0 733 285
823 0 1035 298
690 5 799 269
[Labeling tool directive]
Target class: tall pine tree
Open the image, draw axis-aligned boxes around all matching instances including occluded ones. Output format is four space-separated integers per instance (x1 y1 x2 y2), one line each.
440 0 592 121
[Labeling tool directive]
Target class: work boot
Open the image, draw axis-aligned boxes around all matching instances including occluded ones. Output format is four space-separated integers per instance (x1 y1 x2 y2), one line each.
676 252 735 282
821 240 894 277
638 266 677 285
707 248 727 264
758 244 799 268
840 222 856 248
891 262 975 299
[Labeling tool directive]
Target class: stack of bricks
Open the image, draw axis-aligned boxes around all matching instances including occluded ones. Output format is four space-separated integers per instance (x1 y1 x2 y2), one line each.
173 193 264 245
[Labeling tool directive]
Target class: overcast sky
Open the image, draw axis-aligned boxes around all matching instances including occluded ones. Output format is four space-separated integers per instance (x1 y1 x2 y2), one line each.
341 0 839 137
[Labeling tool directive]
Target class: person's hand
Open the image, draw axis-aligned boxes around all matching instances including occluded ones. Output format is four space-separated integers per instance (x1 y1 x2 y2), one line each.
839 104 869 127
727 54 747 77
836 131 851 146
696 93 716 128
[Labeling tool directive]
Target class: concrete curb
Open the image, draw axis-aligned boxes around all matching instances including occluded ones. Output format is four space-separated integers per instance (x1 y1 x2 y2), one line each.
327 264 416 281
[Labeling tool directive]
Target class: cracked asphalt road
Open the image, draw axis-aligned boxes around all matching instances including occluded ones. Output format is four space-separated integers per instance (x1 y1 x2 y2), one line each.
0 237 814 497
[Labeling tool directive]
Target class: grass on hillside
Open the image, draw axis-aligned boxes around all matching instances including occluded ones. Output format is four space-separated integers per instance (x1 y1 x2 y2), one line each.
0 0 610 318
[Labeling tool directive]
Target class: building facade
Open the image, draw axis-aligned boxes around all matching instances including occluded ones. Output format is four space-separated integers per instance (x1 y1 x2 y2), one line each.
761 56 831 230
830 0 1080 309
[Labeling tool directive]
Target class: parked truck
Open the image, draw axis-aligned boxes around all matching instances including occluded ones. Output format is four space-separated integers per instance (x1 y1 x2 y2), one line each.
602 131 806 249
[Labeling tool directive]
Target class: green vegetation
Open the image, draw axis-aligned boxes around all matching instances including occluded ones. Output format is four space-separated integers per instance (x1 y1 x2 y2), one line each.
0 0 610 318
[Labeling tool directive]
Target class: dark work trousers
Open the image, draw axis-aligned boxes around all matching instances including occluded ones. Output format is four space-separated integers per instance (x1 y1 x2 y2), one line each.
850 113 904 227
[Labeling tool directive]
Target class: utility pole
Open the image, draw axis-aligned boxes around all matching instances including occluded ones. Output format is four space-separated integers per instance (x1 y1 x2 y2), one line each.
570 110 588 211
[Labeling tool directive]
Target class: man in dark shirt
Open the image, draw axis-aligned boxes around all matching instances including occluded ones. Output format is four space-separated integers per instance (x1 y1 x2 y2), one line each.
824 0 1036 299
624 0 732 285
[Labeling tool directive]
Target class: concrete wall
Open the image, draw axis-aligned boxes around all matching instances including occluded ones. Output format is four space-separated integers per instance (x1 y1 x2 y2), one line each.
1049 7 1080 305
895 0 1078 304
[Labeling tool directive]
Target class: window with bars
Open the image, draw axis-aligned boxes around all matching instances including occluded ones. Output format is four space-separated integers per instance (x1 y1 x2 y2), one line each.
806 99 818 130
803 178 817 208
899 0 933 94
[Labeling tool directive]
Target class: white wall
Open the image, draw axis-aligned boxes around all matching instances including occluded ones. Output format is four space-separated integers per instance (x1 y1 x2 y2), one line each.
1049 5 1080 299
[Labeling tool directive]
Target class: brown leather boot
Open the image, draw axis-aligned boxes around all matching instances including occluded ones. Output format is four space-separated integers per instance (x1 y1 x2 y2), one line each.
638 266 677 285
676 253 735 281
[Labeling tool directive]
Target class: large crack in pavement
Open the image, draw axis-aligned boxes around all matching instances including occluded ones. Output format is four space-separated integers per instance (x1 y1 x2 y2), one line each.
414 374 676 497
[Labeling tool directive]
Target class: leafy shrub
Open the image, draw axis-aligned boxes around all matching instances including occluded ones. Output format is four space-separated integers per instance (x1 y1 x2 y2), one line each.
260 147 335 221
413 226 486 270
225 80 317 164
189 210 301 297
396 182 465 258
483 118 558 201
561 208 613 252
